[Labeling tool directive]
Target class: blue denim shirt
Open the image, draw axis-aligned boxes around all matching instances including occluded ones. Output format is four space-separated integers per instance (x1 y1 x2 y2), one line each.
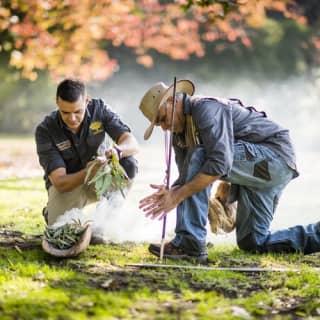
173 95 298 179
35 98 130 189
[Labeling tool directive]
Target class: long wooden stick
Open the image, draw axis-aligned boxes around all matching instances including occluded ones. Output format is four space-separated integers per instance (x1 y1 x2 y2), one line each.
126 263 320 273
160 77 177 262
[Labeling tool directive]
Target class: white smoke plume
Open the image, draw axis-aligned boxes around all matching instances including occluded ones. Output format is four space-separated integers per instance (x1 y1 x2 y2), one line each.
53 187 176 244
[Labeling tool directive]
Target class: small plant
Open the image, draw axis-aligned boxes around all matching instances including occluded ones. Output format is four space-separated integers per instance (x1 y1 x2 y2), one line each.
44 219 90 250
85 152 129 199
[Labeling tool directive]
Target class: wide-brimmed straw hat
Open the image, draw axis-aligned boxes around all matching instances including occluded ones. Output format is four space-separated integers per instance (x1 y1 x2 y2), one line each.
139 80 195 140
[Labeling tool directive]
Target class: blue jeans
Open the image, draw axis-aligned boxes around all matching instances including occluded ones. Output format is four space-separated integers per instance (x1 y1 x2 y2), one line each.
172 141 320 255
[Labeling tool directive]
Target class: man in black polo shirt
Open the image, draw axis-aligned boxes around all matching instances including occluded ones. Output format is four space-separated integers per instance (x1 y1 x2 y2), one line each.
35 79 139 225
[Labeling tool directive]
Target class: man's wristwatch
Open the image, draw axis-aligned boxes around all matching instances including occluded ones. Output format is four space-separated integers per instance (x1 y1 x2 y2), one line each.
114 145 123 159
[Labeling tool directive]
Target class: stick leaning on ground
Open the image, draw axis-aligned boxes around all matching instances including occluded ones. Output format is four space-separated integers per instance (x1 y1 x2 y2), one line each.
160 76 178 261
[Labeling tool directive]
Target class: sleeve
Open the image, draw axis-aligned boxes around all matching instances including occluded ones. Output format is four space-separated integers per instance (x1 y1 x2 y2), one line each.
35 124 66 175
100 100 131 143
193 100 234 177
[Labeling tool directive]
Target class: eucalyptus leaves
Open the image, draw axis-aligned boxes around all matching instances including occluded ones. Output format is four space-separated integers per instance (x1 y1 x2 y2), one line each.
44 219 90 250
85 152 129 199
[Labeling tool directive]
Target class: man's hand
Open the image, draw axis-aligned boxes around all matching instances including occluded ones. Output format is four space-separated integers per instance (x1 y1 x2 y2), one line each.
85 157 105 181
105 146 120 161
139 184 182 220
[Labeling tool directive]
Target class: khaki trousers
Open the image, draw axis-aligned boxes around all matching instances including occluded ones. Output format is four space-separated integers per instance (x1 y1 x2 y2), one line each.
46 184 97 225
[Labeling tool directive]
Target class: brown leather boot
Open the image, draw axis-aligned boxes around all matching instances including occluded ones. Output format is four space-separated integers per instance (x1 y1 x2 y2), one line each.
148 241 208 264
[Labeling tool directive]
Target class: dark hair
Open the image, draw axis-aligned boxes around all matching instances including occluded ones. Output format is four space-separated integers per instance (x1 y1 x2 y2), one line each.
56 79 86 102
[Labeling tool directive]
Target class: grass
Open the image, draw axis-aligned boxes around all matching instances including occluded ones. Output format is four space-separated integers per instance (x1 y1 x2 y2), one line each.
0 178 46 234
0 136 319 319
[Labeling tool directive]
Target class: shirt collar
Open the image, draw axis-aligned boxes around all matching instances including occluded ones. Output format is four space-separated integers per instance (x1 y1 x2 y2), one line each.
183 94 192 115
57 111 64 129
56 99 92 128
86 100 92 119
56 107 90 136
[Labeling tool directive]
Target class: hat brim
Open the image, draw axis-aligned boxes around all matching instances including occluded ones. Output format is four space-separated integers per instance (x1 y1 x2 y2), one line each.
143 79 195 140
144 123 154 140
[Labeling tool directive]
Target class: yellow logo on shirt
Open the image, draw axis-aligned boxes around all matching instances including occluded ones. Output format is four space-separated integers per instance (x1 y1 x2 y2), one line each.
90 121 103 134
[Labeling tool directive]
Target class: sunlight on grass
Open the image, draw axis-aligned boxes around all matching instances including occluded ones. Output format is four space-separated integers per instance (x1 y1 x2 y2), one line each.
0 177 46 234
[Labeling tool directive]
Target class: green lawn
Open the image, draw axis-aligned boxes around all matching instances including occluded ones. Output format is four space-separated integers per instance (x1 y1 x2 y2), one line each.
0 175 319 319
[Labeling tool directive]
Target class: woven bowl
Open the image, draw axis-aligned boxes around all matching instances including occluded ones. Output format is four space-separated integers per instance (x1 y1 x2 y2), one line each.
42 224 92 258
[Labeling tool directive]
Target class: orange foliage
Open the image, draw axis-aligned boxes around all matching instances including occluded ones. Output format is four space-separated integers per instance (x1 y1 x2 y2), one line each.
0 0 313 82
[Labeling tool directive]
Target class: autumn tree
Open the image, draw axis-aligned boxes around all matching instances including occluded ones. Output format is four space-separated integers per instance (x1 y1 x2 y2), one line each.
0 0 317 82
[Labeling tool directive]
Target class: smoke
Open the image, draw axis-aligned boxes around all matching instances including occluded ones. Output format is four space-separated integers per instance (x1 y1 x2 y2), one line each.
89 192 174 243
53 183 177 244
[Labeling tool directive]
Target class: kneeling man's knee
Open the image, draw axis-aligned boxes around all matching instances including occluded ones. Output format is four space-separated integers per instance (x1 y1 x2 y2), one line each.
237 233 262 253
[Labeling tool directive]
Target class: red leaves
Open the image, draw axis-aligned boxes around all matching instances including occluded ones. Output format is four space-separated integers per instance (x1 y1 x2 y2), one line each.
0 0 315 82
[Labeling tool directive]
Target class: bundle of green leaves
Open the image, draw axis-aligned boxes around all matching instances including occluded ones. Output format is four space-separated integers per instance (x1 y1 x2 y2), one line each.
85 152 129 199
44 219 90 250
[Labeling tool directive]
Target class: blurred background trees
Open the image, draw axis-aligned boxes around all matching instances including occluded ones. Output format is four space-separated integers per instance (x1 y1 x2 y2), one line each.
0 0 319 133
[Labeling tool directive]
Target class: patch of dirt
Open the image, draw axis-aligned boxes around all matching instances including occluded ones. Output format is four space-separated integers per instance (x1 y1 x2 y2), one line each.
64 261 263 299
298 253 320 267
190 275 265 298
83 267 318 319
0 228 42 249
